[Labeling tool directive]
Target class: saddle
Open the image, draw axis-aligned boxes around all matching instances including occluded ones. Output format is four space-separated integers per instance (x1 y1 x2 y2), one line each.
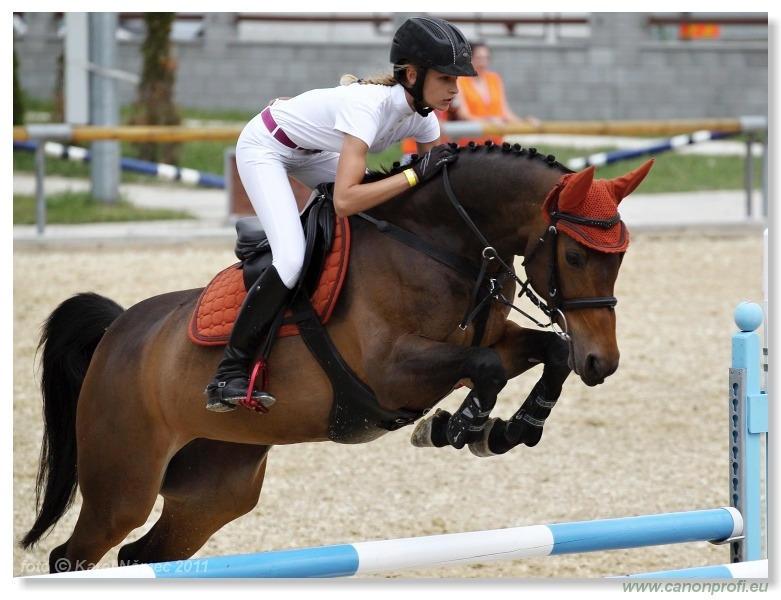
189 187 349 344
190 183 423 442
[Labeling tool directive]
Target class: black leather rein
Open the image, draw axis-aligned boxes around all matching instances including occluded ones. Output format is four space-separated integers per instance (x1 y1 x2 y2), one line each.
357 164 618 339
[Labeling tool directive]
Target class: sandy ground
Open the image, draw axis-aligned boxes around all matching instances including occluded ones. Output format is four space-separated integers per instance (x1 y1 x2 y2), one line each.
12 227 766 582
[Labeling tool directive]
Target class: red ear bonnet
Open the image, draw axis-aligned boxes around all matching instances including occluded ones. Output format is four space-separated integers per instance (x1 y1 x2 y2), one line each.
542 159 654 253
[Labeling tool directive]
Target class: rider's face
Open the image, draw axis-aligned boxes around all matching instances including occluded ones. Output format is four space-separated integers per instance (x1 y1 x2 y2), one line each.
419 68 460 112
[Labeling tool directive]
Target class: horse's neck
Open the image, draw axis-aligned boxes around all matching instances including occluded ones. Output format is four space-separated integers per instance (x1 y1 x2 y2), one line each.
365 155 563 261
436 159 560 258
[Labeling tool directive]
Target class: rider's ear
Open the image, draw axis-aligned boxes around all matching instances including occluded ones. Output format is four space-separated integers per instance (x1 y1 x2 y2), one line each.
405 66 418 86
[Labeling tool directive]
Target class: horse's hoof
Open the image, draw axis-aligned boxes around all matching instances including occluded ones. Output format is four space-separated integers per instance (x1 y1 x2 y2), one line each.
468 418 500 457
410 416 436 447
410 409 450 448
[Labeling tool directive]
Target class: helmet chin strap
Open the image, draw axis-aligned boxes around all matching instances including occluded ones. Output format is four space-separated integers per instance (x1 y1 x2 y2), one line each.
403 67 434 116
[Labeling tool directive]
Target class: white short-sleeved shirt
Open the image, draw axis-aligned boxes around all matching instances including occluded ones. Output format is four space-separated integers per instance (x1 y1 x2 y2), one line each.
270 83 440 153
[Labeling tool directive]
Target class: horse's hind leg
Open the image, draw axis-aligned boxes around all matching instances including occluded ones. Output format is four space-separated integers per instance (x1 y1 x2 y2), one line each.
51 474 164 572
50 418 172 572
118 440 271 566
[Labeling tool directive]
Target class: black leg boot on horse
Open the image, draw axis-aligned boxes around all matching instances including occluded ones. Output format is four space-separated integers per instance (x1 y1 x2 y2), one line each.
205 265 291 412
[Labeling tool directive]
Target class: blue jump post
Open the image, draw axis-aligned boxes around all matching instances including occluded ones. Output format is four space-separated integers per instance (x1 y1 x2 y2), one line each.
730 300 768 563
618 297 770 580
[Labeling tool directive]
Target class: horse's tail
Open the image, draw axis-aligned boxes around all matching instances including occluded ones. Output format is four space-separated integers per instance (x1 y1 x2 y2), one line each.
20 292 124 550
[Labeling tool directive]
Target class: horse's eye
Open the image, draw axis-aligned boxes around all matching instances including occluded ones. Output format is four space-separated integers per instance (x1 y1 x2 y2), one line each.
565 251 584 268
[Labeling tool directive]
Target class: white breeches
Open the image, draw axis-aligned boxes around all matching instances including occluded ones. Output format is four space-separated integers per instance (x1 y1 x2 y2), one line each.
235 113 340 289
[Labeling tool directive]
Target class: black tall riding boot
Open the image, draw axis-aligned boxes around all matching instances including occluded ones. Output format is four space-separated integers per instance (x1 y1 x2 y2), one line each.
205 265 291 412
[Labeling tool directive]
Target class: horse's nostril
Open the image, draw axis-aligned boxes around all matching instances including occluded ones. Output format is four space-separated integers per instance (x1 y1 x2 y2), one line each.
584 353 618 382
586 354 600 377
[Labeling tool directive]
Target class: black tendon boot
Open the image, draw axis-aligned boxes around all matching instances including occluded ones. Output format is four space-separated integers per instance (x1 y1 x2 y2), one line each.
445 392 492 449
205 266 291 412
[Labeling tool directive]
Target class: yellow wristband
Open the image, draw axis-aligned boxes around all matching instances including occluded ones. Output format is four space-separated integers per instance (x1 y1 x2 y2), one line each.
403 169 419 188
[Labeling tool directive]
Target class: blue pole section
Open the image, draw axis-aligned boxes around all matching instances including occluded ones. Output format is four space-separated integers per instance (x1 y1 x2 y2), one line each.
150 544 360 578
34 508 740 579
730 302 767 562
14 141 225 188
566 131 735 170
618 559 768 579
548 508 740 555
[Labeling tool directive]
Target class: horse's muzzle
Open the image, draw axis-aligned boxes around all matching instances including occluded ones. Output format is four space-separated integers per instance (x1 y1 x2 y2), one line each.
574 351 619 387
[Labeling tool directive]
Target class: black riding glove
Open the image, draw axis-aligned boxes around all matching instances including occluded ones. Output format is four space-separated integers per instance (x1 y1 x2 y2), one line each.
411 145 458 185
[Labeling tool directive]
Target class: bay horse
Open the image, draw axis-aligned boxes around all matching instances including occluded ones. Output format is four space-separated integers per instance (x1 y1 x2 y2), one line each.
20 143 653 573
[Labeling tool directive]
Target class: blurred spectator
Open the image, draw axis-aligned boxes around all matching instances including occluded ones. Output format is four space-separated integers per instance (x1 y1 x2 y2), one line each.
454 41 539 146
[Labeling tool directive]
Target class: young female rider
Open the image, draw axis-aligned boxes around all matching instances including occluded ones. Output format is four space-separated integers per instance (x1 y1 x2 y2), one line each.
206 17 477 412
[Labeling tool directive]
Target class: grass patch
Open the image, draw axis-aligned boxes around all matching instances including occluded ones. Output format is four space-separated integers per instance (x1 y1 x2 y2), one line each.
529 146 763 194
14 141 761 196
13 191 193 225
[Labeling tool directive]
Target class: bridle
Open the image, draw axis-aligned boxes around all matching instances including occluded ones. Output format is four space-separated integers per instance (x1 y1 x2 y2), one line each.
441 165 619 342
357 164 620 343
518 220 618 341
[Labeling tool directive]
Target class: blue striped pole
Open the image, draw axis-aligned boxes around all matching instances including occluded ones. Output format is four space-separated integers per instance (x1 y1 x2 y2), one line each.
35 507 741 578
566 130 735 170
618 559 768 579
13 140 225 188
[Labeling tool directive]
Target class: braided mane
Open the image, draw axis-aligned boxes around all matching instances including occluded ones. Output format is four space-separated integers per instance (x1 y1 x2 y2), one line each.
365 141 573 182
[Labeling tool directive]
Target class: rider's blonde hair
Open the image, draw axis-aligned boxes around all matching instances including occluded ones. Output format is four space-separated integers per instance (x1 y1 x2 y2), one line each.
340 63 416 87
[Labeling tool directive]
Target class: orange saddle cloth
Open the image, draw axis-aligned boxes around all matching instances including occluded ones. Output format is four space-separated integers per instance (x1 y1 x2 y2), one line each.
189 216 350 346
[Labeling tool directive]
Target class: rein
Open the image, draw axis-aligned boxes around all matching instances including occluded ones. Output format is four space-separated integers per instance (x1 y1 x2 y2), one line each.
358 163 619 342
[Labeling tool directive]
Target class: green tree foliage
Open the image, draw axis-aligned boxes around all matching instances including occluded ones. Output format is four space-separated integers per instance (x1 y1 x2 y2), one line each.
13 47 26 125
128 13 181 165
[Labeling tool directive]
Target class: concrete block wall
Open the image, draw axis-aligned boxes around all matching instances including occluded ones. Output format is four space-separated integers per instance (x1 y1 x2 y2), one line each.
14 13 768 122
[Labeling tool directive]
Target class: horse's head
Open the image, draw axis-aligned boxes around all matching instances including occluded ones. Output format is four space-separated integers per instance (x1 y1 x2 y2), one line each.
523 159 654 386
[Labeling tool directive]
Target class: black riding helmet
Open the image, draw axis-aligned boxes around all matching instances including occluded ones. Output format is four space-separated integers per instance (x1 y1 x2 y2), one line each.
391 17 477 116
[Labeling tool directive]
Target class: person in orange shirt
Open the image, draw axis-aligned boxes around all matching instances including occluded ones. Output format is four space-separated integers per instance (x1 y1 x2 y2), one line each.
455 41 539 146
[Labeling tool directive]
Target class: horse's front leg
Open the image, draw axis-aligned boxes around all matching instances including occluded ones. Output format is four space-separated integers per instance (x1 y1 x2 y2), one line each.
471 322 573 456
371 334 508 450
441 347 509 450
